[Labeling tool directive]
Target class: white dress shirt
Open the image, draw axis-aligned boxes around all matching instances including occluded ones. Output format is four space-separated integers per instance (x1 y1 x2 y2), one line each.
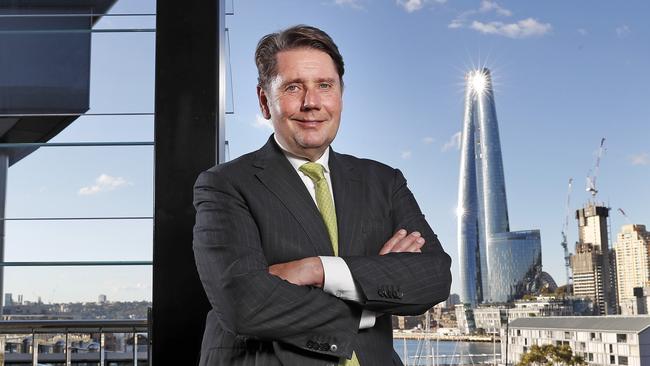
274 135 376 329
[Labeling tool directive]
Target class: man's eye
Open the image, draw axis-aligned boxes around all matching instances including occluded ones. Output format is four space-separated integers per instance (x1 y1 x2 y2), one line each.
319 83 332 89
285 85 299 92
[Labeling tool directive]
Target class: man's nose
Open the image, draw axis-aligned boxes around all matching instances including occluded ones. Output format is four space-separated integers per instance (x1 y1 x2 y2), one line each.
301 87 321 110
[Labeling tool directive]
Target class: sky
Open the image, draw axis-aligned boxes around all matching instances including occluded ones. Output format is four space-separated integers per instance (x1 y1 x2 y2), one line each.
4 0 649 304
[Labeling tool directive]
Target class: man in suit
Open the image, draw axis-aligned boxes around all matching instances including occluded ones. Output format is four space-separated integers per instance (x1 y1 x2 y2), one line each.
193 25 452 366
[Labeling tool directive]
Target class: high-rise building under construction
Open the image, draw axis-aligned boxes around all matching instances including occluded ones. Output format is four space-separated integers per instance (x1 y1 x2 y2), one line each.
571 203 617 314
457 68 542 305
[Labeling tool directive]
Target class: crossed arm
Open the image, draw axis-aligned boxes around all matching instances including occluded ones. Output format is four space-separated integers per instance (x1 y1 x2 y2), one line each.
268 229 427 288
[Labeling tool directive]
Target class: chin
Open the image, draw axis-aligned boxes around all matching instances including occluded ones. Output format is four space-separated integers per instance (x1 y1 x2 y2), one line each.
296 135 331 150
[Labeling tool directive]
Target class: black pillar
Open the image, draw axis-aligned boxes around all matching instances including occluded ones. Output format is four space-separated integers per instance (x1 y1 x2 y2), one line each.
153 0 218 364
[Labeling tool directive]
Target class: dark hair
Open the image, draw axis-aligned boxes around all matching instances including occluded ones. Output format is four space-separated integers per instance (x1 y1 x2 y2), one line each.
255 25 344 90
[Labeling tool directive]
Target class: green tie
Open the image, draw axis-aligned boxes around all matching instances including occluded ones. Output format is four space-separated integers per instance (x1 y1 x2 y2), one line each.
299 162 361 366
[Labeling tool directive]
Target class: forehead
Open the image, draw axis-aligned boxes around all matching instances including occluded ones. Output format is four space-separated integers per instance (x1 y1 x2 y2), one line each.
274 48 338 80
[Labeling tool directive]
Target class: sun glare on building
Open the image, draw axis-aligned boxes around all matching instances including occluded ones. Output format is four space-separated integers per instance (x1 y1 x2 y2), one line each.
469 69 488 95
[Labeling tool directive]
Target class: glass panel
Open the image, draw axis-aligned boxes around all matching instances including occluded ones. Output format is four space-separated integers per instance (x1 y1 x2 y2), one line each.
49 114 154 143
89 32 155 114
3 266 152 307
0 331 149 365
4 219 152 262
6 146 153 218
93 15 156 30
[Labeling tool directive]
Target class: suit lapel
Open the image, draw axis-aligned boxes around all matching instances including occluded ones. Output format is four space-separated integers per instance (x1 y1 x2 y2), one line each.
253 137 335 256
329 149 364 257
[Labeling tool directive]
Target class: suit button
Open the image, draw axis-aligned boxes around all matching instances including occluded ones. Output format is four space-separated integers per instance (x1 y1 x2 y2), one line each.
320 342 329 351
306 340 314 349
330 344 338 352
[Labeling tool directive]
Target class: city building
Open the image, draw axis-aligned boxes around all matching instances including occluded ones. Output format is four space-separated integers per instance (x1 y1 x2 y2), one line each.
457 68 542 305
615 225 650 310
571 203 617 314
502 316 650 366
473 296 584 335
619 287 650 316
454 303 476 335
446 293 461 309
98 294 108 304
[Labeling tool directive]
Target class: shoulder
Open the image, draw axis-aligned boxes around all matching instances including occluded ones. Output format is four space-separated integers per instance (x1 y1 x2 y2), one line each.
334 151 399 178
335 153 403 183
195 149 261 187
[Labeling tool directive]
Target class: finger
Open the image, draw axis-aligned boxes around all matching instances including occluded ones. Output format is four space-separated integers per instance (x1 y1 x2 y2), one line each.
379 229 407 255
392 231 421 252
406 238 425 252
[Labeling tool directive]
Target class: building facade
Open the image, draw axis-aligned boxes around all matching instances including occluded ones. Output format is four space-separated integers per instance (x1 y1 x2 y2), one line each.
615 225 650 306
503 317 650 366
473 297 578 335
457 68 542 305
571 204 617 314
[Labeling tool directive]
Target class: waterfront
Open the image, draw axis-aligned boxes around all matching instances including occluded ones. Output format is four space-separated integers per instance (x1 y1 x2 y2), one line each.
393 340 499 365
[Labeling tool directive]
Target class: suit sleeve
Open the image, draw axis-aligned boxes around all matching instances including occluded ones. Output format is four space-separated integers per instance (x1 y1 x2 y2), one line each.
342 168 452 315
193 169 361 358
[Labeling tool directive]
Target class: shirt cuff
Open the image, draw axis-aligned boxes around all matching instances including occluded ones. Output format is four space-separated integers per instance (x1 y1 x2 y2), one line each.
359 309 377 329
319 256 363 302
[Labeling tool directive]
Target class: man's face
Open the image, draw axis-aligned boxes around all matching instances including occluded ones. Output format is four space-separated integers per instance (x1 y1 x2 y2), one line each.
258 48 342 161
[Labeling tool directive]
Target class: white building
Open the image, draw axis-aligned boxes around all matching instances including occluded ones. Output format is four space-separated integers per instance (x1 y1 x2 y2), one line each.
615 225 650 310
474 297 576 335
503 316 650 366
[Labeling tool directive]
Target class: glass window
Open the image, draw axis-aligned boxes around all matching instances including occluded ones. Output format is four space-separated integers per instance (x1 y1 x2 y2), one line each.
617 334 627 343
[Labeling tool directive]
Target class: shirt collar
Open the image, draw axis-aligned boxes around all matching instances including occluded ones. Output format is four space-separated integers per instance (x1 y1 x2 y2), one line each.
274 134 330 173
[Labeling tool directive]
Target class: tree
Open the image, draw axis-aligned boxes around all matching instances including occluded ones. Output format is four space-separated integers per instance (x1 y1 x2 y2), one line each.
517 344 586 366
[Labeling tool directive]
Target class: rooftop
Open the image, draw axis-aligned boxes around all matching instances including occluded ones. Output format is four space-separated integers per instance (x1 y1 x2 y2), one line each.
509 316 650 333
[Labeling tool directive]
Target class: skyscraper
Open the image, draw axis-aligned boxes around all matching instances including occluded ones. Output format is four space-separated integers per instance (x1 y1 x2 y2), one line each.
614 224 650 309
570 203 617 314
457 68 542 305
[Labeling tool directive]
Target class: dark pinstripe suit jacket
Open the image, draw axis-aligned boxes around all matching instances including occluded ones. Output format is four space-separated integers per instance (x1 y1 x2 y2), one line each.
193 136 452 366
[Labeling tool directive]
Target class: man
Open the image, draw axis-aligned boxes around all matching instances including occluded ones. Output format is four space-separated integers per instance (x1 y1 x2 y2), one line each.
193 25 452 366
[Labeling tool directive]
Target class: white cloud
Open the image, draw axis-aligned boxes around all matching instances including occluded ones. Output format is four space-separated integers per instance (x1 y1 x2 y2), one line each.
396 0 445 13
334 0 364 10
616 25 631 38
578 28 588 36
479 1 512 16
629 153 650 166
448 19 464 29
442 131 461 152
79 174 131 196
252 114 274 130
449 1 512 31
401 150 413 159
470 18 552 38
422 136 435 144
398 0 424 12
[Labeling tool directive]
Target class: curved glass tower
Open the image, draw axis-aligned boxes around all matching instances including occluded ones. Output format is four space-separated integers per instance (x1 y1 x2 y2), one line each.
457 68 541 305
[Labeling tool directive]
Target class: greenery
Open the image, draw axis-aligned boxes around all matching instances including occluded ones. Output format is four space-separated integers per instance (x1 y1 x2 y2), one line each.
517 344 586 366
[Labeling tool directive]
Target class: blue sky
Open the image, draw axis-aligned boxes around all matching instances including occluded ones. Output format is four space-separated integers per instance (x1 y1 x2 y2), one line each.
5 0 649 303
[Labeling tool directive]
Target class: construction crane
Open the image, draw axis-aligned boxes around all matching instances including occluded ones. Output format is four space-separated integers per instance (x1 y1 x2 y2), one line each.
561 178 574 288
586 138 606 198
618 208 631 223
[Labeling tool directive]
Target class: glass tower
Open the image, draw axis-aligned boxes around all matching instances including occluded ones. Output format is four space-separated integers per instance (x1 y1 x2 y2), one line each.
457 68 542 305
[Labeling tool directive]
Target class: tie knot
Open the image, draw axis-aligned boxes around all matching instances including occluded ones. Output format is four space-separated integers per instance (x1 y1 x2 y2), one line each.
299 162 326 183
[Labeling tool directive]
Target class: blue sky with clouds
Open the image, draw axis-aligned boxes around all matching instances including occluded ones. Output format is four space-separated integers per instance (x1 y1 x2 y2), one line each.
4 0 649 303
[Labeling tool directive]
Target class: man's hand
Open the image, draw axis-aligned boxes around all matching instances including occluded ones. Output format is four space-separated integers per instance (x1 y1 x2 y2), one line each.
268 257 324 287
379 229 425 255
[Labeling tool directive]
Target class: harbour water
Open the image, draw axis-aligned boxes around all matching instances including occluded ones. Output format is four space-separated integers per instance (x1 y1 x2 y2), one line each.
393 340 500 365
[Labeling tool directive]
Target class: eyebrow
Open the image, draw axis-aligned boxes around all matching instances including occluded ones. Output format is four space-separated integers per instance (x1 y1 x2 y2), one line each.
280 77 338 87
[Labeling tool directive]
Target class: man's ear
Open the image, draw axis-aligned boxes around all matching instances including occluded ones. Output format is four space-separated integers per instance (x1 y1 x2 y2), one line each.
257 85 272 119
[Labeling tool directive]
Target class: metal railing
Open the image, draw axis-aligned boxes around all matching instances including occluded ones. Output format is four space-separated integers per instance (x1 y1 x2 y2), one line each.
0 318 149 365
